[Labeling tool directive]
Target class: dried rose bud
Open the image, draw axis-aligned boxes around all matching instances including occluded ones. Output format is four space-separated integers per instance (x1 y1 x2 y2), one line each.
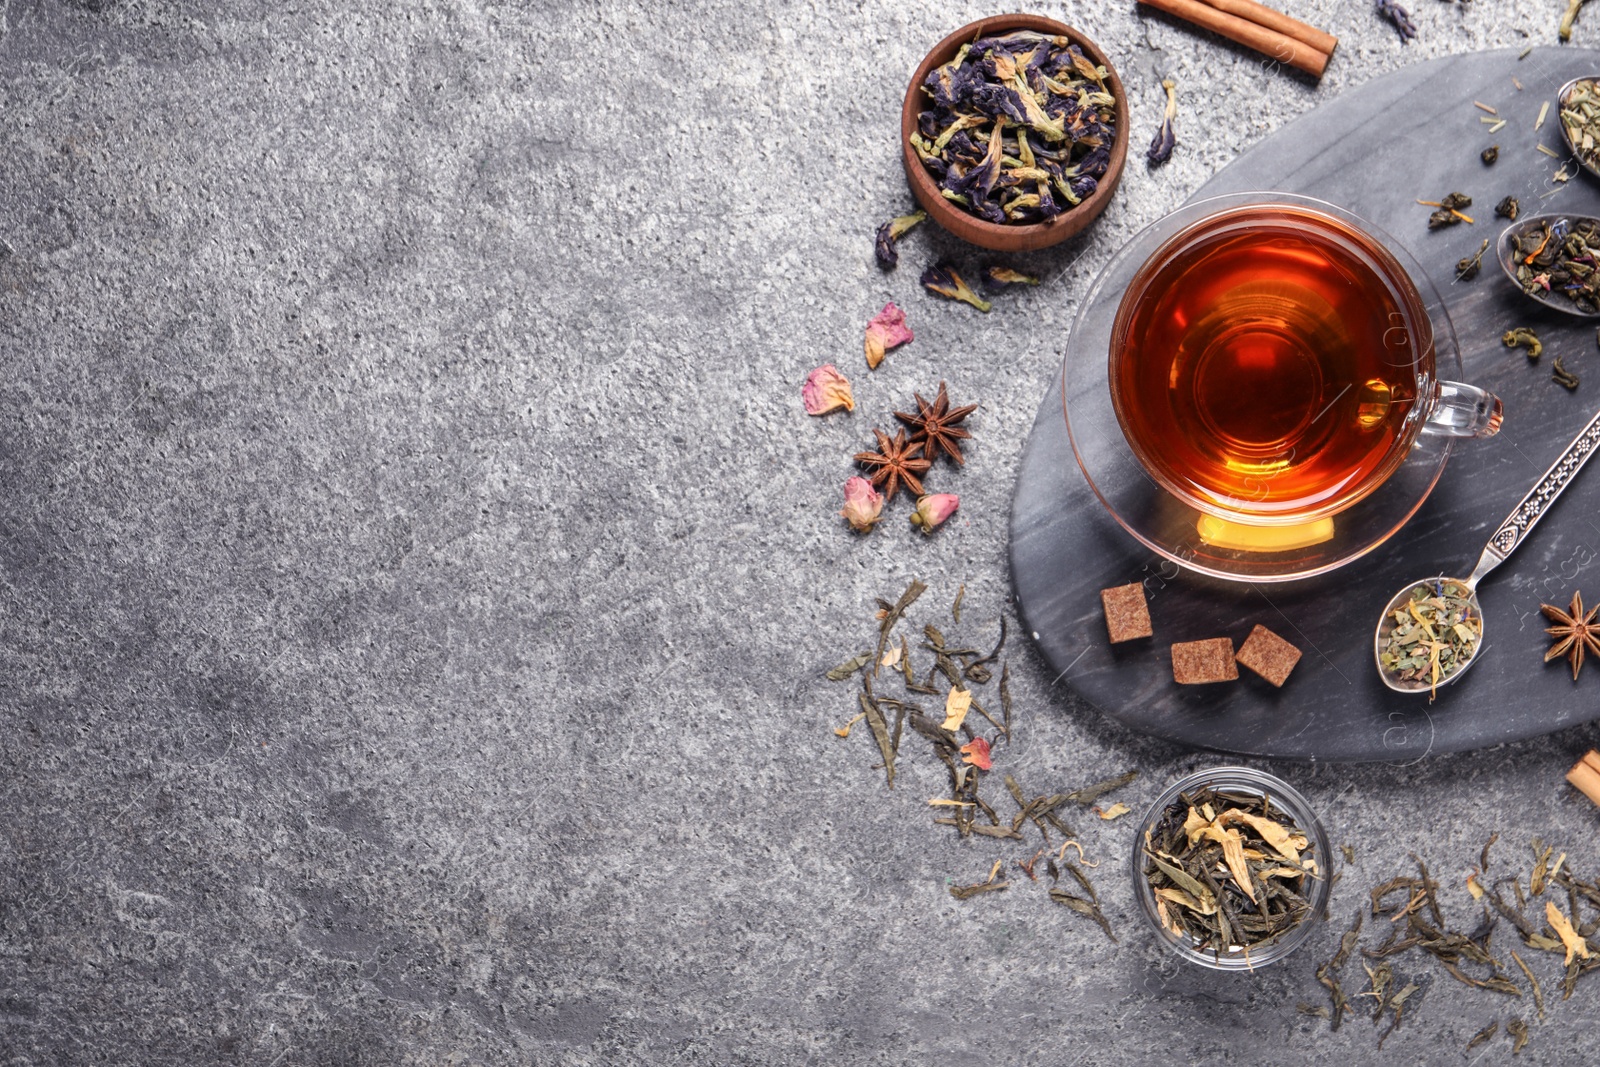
863 302 913 369
840 476 884 532
909 493 959 534
803 363 855 415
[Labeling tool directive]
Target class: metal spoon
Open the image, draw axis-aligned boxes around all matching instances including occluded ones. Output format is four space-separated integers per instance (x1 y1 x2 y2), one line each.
1375 403 1600 694
1496 213 1600 318
1558 76 1600 179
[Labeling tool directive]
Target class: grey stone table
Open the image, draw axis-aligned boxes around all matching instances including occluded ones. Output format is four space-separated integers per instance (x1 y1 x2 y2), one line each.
1 2 1597 1064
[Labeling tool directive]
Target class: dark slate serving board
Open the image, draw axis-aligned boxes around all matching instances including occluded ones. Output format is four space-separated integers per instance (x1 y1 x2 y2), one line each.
1010 47 1600 762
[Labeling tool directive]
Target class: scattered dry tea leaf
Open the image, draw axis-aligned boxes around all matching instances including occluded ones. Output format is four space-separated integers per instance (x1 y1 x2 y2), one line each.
826 652 873 681
1507 1016 1529 1054
941 687 973 731
1465 1020 1498 1052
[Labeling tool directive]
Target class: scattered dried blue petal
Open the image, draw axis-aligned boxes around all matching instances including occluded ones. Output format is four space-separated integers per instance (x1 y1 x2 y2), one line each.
1376 0 1417 41
1147 78 1178 167
873 210 928 270
984 266 1042 291
921 263 993 312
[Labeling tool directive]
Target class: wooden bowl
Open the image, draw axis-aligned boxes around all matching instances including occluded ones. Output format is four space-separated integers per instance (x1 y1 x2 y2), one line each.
901 14 1130 253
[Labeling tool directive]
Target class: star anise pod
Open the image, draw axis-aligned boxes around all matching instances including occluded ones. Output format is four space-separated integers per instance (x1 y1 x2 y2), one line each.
895 381 976 466
854 427 931 502
1542 590 1600 681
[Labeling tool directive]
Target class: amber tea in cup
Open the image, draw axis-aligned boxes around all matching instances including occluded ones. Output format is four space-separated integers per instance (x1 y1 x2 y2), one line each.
1110 204 1436 521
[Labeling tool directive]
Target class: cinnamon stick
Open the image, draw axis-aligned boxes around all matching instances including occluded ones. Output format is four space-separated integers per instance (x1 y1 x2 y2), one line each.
1569 750 1600 810
1137 0 1331 79
1198 0 1338 56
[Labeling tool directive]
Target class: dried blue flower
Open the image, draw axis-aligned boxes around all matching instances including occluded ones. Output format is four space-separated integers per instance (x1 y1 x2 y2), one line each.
1376 0 1417 41
1147 78 1178 167
984 266 1042 291
874 210 928 270
913 30 1119 227
921 263 993 312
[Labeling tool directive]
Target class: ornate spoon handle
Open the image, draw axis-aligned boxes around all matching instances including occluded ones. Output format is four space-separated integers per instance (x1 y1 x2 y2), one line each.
1470 404 1600 586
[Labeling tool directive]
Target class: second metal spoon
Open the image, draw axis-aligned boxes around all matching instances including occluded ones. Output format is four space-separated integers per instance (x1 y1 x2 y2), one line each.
1375 402 1600 694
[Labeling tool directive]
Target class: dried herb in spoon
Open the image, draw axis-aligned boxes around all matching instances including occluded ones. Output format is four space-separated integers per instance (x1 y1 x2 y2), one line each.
1377 581 1481 696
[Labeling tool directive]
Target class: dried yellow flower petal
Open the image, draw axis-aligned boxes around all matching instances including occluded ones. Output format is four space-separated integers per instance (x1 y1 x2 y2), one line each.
941 686 973 731
1095 802 1131 821
1546 899 1593 965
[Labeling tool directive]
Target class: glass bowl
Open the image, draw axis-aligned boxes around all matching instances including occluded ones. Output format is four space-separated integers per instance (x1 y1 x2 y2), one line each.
1130 766 1332 971
1063 191 1495 582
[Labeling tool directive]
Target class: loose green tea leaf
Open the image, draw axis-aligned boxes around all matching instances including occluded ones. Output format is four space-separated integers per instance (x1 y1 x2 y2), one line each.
1419 191 1473 229
1507 1016 1530 1054
1482 144 1500 165
1511 949 1546 1019
858 685 895 789
1466 1020 1498 1051
1062 769 1137 807
1497 195 1521 220
826 652 873 681
1505 327 1543 360
951 582 964 623
1553 356 1580 390
876 579 927 665
1457 238 1490 281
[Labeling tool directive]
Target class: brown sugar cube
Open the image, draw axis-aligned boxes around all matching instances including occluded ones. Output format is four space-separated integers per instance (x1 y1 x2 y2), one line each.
1235 624 1303 687
1100 583 1153 643
1171 638 1238 684
1569 750 1600 810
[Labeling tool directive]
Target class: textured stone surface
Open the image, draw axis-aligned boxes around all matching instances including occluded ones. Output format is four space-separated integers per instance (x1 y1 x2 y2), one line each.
0 1 1597 1063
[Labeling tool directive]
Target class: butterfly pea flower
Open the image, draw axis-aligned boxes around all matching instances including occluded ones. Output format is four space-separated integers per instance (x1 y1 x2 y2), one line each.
910 493 960 534
863 303 913 370
873 210 927 270
803 364 854 416
920 264 991 313
1147 78 1178 166
839 476 885 532
984 267 1041 291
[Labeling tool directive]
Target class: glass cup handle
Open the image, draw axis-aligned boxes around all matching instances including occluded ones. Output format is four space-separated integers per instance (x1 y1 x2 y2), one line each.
1422 381 1503 438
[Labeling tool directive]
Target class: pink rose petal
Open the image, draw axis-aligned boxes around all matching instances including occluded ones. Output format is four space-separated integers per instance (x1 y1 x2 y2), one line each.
864 302 914 369
803 363 854 415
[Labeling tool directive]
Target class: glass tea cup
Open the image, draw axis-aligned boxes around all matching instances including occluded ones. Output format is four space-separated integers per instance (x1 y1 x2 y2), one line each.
1064 192 1502 581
